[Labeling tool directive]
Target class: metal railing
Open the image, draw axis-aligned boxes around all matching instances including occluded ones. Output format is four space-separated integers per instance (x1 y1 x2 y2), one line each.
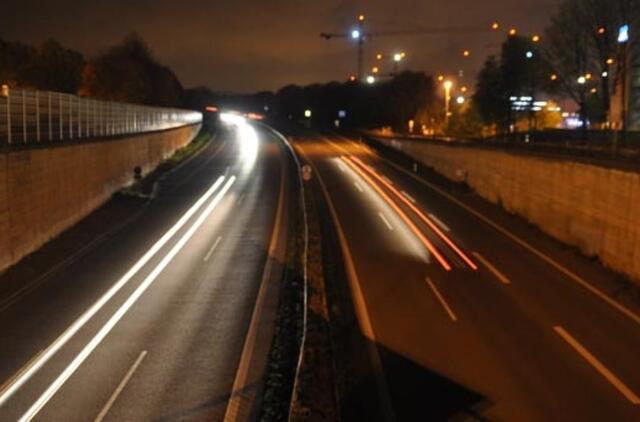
0 86 202 146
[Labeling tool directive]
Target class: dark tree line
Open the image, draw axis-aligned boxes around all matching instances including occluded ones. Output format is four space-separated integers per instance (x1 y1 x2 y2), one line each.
195 71 439 133
1 34 184 107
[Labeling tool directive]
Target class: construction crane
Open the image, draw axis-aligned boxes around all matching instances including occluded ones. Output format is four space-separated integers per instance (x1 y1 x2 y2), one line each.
321 15 498 81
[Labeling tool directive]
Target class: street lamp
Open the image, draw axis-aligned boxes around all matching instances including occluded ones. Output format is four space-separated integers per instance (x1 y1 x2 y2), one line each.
351 29 361 40
618 24 630 141
444 80 453 128
366 75 376 84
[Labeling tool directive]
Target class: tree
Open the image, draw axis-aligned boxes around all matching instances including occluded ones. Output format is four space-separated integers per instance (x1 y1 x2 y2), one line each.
80 33 182 106
25 39 84 93
473 56 510 132
543 0 640 127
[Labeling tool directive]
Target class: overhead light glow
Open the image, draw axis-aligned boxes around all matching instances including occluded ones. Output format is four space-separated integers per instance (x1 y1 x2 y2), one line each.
366 75 376 84
618 24 629 43
351 29 361 39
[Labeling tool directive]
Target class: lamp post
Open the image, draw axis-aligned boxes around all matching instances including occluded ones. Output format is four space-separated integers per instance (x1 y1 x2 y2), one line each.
618 24 630 144
444 80 453 129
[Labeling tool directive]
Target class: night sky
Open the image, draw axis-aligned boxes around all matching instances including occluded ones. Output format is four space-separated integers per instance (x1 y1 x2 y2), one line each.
2 0 561 93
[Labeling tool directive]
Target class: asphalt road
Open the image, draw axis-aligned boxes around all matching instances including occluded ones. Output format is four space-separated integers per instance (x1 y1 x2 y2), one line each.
294 134 640 421
0 119 291 421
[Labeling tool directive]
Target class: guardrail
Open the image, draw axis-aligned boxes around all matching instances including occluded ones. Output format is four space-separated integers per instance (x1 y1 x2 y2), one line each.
0 85 202 146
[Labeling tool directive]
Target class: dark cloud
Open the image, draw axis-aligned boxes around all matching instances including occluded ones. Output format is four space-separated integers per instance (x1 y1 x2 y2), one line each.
1 0 561 92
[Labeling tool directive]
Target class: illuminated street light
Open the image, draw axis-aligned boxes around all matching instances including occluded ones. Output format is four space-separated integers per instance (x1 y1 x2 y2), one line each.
550 74 558 81
598 27 606 35
351 29 361 40
437 75 444 82
602 71 609 78
526 51 534 59
532 35 541 43
463 50 471 57
590 87 598 94
358 14 365 22
349 75 357 81
366 75 376 84
606 58 615 65
372 66 379 74
618 24 630 43
304 109 312 118
444 80 453 127
491 22 500 30
577 76 587 85
461 86 468 93
456 95 466 105
394 53 403 62
585 73 592 80
509 28 517 36
376 53 383 60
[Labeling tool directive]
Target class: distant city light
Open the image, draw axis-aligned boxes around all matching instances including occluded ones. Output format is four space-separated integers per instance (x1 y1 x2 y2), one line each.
456 96 465 104
526 51 534 59
393 53 403 62
351 29 361 40
491 22 500 30
550 74 558 81
338 110 347 118
366 75 376 84
443 80 453 90
602 71 609 78
532 35 541 43
618 24 629 43
304 109 312 118
577 76 587 85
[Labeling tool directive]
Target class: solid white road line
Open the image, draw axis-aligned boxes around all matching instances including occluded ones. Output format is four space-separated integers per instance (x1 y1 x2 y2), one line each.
0 176 227 408
94 351 148 422
204 236 223 262
354 181 364 192
472 252 511 285
19 177 236 422
401 190 417 204
426 277 458 322
378 212 394 231
428 213 450 232
554 326 640 405
224 166 285 422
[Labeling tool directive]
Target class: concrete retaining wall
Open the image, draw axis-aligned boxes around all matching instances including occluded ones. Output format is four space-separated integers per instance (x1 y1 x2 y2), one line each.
0 125 201 272
382 139 640 283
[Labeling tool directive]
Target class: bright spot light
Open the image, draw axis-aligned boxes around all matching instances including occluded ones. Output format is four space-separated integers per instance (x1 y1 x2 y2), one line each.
532 35 541 43
550 74 558 81
366 75 376 84
372 66 379 74
491 22 500 30
358 14 365 22
602 71 609 78
456 96 466 104
351 29 361 39
618 24 629 43
526 51 534 59
443 80 453 90
304 109 312 118
577 76 587 85
393 53 403 62
463 50 470 57
509 28 517 36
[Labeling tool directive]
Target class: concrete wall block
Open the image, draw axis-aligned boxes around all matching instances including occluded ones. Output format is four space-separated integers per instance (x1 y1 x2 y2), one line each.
404 141 640 284
0 125 200 273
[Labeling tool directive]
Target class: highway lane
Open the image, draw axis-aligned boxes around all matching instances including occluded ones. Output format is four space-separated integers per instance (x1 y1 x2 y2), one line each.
294 135 640 421
0 118 292 421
